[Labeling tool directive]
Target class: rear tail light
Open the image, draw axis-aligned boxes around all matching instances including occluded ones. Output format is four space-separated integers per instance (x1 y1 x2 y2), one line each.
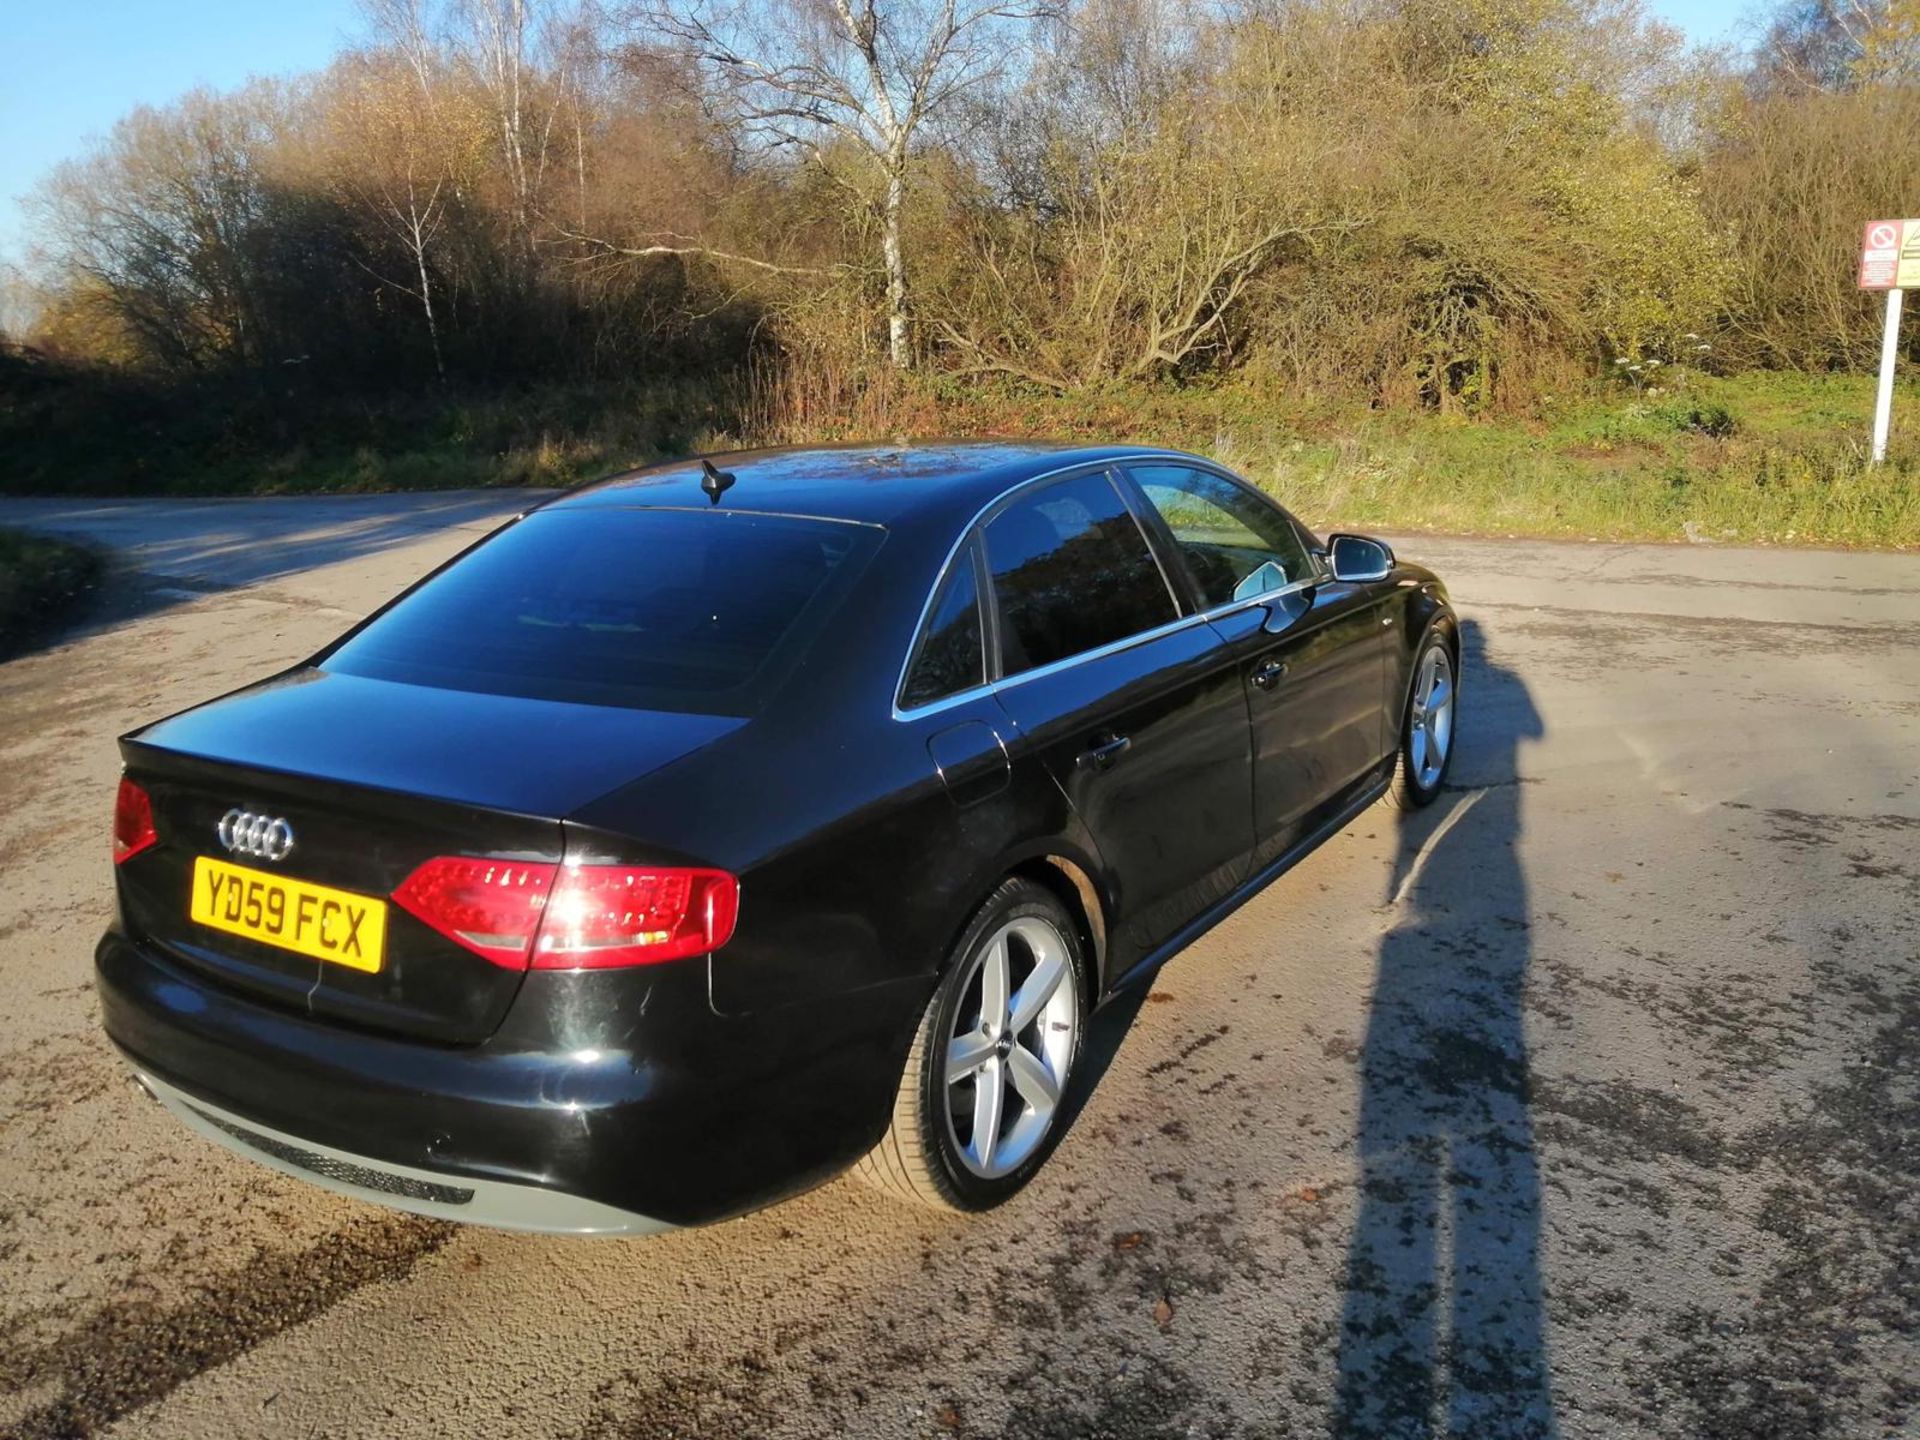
393 858 554 968
536 866 737 969
113 778 158 864
393 857 737 971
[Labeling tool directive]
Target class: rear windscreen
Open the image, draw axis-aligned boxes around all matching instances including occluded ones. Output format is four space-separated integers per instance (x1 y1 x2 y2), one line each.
324 507 882 713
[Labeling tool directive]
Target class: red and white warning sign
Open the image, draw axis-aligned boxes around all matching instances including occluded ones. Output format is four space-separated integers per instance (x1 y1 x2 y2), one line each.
1862 218 1914 464
1859 218 1918 289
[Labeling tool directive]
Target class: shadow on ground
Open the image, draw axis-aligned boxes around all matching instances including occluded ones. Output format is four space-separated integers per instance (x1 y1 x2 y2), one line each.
0 491 543 665
1057 619 1559 1438
1334 620 1555 1439
0 492 540 592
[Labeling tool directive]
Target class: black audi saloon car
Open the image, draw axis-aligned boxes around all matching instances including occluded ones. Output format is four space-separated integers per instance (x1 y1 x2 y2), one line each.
99 443 1459 1235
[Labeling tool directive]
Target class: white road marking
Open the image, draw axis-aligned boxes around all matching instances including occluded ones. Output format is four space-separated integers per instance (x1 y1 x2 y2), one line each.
1389 789 1484 908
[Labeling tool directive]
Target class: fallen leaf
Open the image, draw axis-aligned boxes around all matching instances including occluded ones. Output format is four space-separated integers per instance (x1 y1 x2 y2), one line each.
1147 991 1176 1004
934 1401 963 1431
1297 1186 1319 1204
1153 1296 1174 1328
1113 1231 1147 1252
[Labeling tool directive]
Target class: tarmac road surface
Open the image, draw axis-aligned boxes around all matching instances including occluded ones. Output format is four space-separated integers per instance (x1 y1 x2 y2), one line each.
1 491 1915 1439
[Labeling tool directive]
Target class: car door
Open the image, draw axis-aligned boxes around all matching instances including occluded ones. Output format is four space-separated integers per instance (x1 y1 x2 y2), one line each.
980 468 1256 967
1120 462 1391 871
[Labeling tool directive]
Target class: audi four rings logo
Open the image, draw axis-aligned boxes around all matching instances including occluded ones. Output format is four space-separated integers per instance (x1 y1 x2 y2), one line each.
217 808 296 861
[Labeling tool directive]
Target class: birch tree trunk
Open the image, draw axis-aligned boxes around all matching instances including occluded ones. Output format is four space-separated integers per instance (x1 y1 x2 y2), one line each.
409 188 447 383
635 1 1059 373
883 159 910 367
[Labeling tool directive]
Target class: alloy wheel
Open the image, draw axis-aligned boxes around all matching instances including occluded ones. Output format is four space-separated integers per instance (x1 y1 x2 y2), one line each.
1409 644 1456 789
943 915 1079 1180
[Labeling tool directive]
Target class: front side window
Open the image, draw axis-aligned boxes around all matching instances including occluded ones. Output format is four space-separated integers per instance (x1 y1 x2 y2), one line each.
900 551 984 709
1130 464 1314 608
984 472 1176 676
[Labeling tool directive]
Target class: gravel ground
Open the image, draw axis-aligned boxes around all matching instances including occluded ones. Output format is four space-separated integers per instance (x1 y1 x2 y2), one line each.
0 494 1915 1440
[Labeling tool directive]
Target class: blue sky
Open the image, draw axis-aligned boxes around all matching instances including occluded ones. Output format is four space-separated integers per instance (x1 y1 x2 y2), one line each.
0 1 362 261
0 0 1759 268
1651 0 1764 46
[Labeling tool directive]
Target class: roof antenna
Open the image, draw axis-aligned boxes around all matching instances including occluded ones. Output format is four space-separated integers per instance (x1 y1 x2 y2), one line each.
700 458 736 506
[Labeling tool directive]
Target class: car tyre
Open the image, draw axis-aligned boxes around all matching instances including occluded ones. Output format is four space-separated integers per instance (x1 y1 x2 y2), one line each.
856 877 1087 1211
1383 626 1459 810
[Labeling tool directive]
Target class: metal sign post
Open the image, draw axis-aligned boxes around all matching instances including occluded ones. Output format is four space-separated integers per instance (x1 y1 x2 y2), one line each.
1859 218 1918 464
1873 288 1904 465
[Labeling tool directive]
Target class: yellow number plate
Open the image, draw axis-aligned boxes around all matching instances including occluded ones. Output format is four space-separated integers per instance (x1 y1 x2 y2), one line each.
190 856 387 973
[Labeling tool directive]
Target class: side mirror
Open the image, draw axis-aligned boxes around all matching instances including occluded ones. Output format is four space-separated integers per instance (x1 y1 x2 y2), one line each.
1329 533 1394 583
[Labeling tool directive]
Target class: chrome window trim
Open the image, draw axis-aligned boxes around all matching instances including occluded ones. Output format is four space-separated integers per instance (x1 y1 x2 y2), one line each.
892 458 1179 721
1192 573 1321 621
893 610 1217 722
895 532 989 714
889 451 1325 723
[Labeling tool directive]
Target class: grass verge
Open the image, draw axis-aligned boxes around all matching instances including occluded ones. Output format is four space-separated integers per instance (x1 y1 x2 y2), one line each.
764 368 1920 549
0 529 103 656
4 356 1916 548
1222 373 1920 549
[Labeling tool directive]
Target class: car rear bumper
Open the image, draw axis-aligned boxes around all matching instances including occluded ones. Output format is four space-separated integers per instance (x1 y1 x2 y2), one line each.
131 1066 675 1236
97 928 929 1231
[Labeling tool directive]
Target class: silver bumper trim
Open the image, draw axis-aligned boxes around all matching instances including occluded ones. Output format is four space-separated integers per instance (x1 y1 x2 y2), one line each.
134 1069 677 1238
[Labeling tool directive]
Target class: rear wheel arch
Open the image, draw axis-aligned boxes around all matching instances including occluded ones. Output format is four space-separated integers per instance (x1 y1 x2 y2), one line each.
1008 854 1109 1003
918 838 1110 1003
858 871 1092 1210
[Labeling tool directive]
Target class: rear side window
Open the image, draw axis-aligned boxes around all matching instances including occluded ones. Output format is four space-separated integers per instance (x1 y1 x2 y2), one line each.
900 552 984 709
325 508 880 714
1129 464 1314 607
984 472 1176 676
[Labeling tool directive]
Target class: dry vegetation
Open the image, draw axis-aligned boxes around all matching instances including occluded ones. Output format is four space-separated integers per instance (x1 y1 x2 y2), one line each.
0 529 100 654
2 0 1918 545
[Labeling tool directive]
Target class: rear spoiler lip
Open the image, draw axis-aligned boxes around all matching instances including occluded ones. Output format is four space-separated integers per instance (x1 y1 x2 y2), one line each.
116 735 567 857
117 661 312 748
116 737 731 873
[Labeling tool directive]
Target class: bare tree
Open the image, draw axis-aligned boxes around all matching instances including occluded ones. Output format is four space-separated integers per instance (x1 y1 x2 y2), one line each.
0 263 43 343
30 87 287 373
361 0 441 90
938 148 1358 387
637 0 1057 367
464 0 538 253
322 56 488 381
1752 0 1920 91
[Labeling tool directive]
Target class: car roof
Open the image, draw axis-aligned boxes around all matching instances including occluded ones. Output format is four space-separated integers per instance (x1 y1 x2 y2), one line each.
540 441 1195 531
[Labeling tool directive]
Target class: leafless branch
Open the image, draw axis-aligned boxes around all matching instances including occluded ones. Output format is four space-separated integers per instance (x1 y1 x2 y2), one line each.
549 225 831 275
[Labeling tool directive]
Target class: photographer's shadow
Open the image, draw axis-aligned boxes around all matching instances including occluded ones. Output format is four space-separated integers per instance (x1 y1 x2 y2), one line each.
1334 620 1556 1439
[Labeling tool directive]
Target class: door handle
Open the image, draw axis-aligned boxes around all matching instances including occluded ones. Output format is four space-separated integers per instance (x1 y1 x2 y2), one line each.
1250 657 1289 692
1075 734 1132 771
